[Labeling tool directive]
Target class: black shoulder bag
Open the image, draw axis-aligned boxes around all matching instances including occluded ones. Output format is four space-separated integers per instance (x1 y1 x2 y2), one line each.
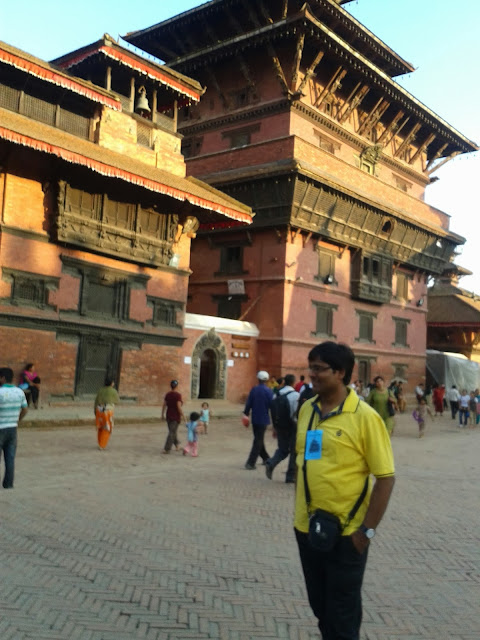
303 405 369 552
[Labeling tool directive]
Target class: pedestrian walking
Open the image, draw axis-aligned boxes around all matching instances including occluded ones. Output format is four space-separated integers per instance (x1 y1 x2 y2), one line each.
412 396 434 438
459 390 470 427
243 371 273 470
94 377 120 450
447 385 460 420
294 342 395 640
199 401 211 435
0 367 28 488
265 374 299 484
162 380 184 453
183 412 201 457
366 376 397 436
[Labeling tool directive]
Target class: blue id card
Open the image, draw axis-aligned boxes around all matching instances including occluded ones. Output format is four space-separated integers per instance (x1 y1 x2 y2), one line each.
305 430 323 460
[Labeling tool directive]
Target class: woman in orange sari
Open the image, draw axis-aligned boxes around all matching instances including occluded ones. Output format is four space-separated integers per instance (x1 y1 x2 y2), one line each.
94 378 119 450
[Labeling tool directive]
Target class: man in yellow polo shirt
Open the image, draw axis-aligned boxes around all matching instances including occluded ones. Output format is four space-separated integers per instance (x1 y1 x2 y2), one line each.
294 342 395 640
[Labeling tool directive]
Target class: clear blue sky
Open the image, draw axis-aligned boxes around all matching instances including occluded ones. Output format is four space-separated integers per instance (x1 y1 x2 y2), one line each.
1 0 479 292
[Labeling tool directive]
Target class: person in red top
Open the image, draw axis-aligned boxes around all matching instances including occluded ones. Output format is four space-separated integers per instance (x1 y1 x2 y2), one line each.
161 380 184 454
294 375 306 393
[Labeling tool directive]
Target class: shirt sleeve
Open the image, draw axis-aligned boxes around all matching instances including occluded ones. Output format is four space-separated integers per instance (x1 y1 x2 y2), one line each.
361 408 395 477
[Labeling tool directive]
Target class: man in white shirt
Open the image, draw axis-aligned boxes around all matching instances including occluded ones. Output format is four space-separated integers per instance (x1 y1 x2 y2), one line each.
0 367 28 489
446 385 460 420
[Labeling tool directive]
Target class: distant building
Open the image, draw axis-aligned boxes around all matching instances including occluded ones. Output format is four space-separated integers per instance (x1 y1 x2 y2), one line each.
0 37 253 403
125 0 478 390
428 268 480 364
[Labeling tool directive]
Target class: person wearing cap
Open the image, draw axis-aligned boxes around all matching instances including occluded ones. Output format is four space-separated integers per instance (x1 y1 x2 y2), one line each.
162 380 184 454
243 371 274 470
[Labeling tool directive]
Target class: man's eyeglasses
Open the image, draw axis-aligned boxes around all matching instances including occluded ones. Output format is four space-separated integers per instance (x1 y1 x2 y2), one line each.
308 365 332 374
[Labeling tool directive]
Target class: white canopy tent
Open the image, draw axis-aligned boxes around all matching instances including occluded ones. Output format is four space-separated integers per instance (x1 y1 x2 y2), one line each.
426 350 480 391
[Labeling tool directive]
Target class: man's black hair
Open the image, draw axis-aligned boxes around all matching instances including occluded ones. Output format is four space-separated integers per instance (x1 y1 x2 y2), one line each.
0 367 14 383
104 376 114 387
308 342 355 386
190 411 200 421
284 373 295 387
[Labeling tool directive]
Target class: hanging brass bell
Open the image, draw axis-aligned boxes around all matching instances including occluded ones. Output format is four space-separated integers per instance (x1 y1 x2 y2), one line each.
135 86 151 113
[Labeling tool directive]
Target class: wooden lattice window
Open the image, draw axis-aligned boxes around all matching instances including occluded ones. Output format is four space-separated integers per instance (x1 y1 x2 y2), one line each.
148 296 182 328
312 301 337 338
393 317 410 347
356 310 377 344
2 268 58 309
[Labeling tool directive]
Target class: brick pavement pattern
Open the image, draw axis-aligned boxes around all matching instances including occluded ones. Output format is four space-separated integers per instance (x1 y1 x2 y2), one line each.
1 413 479 640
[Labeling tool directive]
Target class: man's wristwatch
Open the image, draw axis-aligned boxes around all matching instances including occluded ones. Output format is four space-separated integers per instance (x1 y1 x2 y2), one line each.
359 524 376 540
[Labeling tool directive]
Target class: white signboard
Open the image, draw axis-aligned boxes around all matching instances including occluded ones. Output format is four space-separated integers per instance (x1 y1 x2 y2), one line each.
228 279 245 295
227 360 234 367
184 356 192 364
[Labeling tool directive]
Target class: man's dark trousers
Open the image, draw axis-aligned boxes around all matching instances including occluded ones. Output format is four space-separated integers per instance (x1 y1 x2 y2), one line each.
450 400 459 420
245 423 269 467
0 427 17 488
267 427 296 481
295 529 368 640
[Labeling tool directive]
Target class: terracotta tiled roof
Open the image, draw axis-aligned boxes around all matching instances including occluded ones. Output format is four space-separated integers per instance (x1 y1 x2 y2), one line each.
0 108 252 225
427 293 480 325
52 35 204 103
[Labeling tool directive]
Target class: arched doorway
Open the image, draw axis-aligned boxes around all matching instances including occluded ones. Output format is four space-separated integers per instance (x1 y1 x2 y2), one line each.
191 329 227 399
199 349 217 398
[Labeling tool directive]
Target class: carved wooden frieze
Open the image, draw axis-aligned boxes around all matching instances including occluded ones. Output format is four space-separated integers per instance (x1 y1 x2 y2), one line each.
55 181 178 268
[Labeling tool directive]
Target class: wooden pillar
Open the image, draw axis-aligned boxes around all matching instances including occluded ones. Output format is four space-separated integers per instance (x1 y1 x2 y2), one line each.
130 77 135 112
152 89 157 124
105 66 112 91
173 99 178 133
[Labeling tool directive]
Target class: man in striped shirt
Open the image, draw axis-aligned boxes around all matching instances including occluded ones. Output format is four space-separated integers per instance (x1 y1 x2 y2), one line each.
0 367 28 489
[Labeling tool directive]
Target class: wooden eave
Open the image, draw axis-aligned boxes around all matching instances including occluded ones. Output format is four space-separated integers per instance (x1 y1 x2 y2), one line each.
0 40 121 110
124 0 412 77
427 295 480 325
0 107 252 226
159 8 477 158
52 36 204 103
197 155 465 246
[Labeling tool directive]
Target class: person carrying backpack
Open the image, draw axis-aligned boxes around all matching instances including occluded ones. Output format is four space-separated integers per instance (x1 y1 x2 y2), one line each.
265 374 300 483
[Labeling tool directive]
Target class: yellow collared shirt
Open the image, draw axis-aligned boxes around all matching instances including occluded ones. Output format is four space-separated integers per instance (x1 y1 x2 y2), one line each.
294 389 395 535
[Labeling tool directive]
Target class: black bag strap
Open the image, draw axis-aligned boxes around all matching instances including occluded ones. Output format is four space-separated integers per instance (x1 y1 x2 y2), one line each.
302 404 369 530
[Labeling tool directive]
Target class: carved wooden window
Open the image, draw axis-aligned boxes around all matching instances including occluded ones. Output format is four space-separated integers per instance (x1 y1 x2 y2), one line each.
313 130 340 155
222 124 260 149
393 317 410 347
148 296 182 328
230 86 254 109
395 272 410 301
138 206 167 237
83 276 128 320
394 175 412 192
58 182 177 268
392 363 408 380
2 268 58 309
104 199 135 231
215 295 245 320
137 120 153 148
316 249 337 285
0 72 91 140
219 246 244 275
312 301 337 338
182 136 203 159
66 185 102 220
356 310 377 343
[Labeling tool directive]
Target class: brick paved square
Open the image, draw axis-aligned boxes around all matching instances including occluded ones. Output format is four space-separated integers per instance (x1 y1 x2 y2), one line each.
0 414 479 639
